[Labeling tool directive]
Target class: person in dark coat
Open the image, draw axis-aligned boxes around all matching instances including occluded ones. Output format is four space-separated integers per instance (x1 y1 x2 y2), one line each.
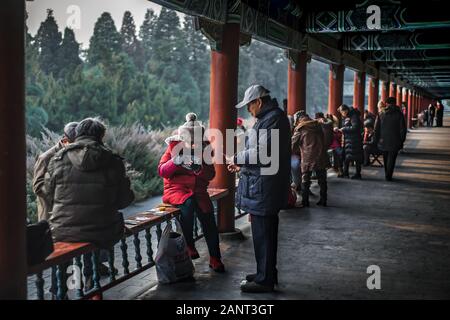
362 122 379 166
374 97 407 181
338 104 363 179
315 112 334 150
292 112 329 207
428 103 436 127
45 117 134 249
436 101 444 127
228 85 291 293
33 122 78 221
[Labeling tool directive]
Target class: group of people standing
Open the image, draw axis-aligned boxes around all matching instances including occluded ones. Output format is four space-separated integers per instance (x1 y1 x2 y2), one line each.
289 96 406 191
422 101 445 127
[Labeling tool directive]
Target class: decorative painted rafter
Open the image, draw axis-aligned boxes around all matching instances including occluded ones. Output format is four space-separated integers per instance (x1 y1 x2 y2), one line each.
150 0 228 23
304 0 450 33
343 30 450 50
368 49 450 62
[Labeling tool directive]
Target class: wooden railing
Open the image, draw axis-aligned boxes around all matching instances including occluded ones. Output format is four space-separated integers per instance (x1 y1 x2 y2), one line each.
27 188 231 300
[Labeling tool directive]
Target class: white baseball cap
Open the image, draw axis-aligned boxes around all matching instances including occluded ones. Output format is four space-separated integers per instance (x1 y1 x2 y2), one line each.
235 85 270 109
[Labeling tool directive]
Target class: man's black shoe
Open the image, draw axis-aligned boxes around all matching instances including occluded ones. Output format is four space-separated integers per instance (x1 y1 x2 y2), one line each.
245 274 278 285
246 274 257 282
316 199 327 207
350 173 362 180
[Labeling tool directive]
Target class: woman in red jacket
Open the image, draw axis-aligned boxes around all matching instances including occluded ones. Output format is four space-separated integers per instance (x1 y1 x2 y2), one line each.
158 113 224 272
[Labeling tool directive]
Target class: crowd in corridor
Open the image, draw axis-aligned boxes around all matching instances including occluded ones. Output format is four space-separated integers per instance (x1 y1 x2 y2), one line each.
30 83 444 296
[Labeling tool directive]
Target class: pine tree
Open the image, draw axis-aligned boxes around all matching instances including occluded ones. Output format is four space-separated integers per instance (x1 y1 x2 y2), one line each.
35 9 62 75
139 9 157 63
88 12 122 66
120 11 142 65
182 18 211 118
57 28 82 78
150 7 183 74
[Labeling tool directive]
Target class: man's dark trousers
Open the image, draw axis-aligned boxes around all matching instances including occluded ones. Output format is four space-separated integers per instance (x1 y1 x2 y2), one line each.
383 151 399 180
250 213 279 287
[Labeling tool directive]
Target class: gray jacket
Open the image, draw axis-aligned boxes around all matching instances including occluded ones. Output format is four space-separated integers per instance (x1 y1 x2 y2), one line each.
33 142 63 221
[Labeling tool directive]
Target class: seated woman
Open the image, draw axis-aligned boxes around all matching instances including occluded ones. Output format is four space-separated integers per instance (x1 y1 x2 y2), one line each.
158 113 225 273
363 122 379 166
330 126 344 177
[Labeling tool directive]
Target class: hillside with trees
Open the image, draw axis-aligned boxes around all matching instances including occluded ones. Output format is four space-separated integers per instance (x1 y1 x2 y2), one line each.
25 7 330 221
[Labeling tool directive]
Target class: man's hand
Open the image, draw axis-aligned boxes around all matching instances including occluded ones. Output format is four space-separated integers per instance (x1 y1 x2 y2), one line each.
227 163 241 173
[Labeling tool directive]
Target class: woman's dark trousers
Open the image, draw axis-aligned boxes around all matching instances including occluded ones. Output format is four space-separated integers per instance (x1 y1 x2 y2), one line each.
177 197 221 258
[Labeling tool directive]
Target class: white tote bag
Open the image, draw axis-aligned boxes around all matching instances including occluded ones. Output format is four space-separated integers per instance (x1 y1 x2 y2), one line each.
155 220 195 284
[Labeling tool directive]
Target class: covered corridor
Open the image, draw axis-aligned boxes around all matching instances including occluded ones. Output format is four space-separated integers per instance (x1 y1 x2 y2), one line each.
139 115 450 300
1 0 450 299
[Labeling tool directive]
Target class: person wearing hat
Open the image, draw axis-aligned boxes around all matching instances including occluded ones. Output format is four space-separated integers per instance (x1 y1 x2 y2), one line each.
33 121 78 222
158 113 225 273
228 85 291 293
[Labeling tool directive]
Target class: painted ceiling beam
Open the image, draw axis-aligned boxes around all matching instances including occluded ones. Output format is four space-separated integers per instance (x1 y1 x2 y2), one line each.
367 49 450 62
343 29 450 50
303 0 450 33
379 60 450 70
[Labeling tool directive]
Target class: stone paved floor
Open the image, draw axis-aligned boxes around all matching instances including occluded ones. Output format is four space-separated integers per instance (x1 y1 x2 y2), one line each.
138 114 450 300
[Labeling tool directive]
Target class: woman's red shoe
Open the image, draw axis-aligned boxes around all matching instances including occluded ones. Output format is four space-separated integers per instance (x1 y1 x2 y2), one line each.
209 257 225 273
187 245 200 260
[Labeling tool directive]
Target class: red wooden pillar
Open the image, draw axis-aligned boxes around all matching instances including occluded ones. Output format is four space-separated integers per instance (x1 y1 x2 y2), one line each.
403 88 408 107
328 64 345 116
407 89 413 128
353 71 366 117
396 85 403 106
389 82 396 98
209 23 240 233
287 51 308 115
368 77 379 115
414 93 418 116
0 0 27 299
380 80 389 102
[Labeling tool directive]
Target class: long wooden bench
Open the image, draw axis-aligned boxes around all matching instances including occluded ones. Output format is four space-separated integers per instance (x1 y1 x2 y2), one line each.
27 187 229 298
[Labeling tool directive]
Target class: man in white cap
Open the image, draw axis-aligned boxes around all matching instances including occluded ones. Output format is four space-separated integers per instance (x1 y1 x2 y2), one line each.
228 84 291 293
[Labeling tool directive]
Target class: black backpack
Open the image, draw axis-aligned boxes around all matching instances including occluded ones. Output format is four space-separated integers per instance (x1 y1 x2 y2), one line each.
26 220 54 266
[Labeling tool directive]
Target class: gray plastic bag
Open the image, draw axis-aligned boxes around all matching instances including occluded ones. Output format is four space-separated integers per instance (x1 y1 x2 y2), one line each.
155 220 195 284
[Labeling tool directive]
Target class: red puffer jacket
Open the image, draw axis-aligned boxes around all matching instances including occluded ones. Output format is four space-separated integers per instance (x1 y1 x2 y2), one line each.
158 137 215 213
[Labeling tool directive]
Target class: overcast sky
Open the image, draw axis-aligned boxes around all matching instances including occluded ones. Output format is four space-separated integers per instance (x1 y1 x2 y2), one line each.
26 0 184 48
